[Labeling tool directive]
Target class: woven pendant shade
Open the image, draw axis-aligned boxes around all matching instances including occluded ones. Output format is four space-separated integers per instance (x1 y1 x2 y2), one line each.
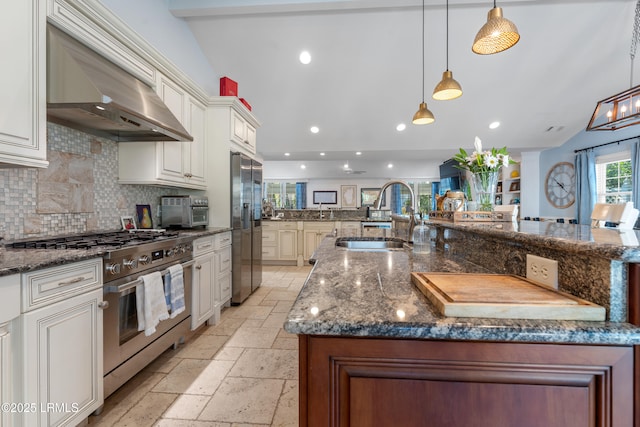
433 70 462 100
472 6 520 55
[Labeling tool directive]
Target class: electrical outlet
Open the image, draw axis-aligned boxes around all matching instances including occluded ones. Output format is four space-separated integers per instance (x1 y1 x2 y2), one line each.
526 254 558 288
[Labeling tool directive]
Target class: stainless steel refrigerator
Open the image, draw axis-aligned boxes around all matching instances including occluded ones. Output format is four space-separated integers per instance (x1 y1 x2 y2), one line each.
231 152 262 304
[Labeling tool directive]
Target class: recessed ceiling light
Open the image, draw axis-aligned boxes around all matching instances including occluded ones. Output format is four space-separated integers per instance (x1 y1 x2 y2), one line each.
387 163 393 168
299 51 311 65
319 152 325 156
396 123 406 131
310 126 319 133
355 152 362 156
284 152 290 156
489 121 500 129
300 164 306 169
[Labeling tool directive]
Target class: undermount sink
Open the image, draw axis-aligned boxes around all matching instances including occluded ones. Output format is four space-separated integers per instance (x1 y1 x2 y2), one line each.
335 237 405 250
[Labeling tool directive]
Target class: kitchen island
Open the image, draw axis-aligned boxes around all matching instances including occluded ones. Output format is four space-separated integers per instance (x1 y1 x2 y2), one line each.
284 221 640 426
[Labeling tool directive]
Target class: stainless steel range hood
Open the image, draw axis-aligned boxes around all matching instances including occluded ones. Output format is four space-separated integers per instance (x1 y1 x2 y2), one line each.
46 25 193 142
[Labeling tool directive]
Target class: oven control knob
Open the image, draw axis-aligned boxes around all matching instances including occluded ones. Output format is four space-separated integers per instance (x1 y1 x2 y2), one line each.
105 263 121 275
123 258 138 269
138 255 150 265
165 249 175 257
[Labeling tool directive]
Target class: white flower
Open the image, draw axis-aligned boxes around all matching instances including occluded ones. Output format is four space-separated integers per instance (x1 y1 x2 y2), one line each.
502 154 509 167
484 155 499 168
474 136 482 154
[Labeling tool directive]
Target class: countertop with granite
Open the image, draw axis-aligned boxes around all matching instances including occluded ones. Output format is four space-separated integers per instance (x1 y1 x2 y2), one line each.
0 227 231 277
284 234 640 345
429 219 640 262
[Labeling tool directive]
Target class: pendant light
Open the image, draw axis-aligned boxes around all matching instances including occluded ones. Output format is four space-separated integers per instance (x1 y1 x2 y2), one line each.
472 0 520 55
587 0 640 131
433 0 462 100
413 0 435 125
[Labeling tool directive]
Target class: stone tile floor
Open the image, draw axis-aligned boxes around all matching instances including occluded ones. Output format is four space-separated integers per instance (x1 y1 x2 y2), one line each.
88 265 312 427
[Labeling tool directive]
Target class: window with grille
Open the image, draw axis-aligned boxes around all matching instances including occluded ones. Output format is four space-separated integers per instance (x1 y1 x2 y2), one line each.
596 152 632 204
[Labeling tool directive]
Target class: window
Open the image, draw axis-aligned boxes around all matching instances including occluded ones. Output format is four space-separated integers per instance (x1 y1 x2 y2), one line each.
390 182 432 215
596 152 632 204
414 182 432 215
264 181 299 209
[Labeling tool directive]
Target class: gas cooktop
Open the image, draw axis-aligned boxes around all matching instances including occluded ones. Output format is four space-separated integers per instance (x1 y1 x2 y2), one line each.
7 230 181 250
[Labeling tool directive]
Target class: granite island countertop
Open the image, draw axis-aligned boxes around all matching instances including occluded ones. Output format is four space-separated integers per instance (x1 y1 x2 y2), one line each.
429 219 640 261
284 235 640 345
0 226 231 277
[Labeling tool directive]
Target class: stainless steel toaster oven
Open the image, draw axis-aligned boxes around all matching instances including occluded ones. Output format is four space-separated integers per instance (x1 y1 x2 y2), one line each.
161 196 208 228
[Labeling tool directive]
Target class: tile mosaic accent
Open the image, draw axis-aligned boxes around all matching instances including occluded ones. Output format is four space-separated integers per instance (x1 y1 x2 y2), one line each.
0 123 200 240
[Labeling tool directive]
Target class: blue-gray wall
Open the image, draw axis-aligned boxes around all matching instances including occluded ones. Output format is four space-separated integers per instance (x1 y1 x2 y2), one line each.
539 126 640 218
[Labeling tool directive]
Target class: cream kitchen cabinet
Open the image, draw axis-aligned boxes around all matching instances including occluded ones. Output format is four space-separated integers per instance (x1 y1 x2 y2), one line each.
262 222 299 265
209 97 260 157
340 221 361 237
119 74 207 190
192 236 216 330
262 223 278 261
0 1 47 168
12 258 104 427
0 274 20 427
231 110 257 155
278 229 298 261
214 232 232 314
303 222 335 261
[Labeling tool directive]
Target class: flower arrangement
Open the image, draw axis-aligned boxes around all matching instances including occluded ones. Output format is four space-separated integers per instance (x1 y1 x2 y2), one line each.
452 136 513 174
452 137 515 211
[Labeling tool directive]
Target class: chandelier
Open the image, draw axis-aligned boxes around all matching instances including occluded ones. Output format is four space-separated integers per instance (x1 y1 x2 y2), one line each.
587 0 640 131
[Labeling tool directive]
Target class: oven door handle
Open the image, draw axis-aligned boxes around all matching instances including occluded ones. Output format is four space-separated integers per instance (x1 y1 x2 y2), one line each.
105 259 195 295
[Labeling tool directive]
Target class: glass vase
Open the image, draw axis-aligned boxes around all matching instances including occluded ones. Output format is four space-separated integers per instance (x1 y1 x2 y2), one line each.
470 170 500 211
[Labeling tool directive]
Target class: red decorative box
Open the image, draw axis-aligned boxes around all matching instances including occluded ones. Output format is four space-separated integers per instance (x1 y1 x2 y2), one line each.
239 98 252 111
220 77 238 97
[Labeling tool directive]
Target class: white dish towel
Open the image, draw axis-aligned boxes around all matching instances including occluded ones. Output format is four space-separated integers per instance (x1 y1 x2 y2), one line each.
165 264 185 318
136 271 170 336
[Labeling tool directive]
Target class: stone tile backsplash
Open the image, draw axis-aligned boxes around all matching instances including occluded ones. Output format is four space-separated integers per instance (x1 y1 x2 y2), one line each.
0 123 196 241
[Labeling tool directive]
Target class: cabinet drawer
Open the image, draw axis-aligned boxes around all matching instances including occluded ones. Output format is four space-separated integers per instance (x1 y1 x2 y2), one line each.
279 222 298 230
262 246 277 259
22 258 103 312
217 246 232 274
263 230 277 246
214 231 232 249
193 236 215 256
304 222 335 231
219 272 231 303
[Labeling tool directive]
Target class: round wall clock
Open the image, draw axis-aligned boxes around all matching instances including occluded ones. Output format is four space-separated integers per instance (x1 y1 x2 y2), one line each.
545 162 576 209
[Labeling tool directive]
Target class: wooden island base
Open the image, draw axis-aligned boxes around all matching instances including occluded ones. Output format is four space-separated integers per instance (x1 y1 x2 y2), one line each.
298 336 634 427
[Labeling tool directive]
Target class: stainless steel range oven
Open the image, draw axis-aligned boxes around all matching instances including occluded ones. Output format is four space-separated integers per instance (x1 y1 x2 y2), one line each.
9 230 195 399
101 235 194 398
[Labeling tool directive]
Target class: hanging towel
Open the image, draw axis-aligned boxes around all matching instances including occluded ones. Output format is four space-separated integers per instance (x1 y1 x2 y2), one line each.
136 271 170 336
165 264 185 318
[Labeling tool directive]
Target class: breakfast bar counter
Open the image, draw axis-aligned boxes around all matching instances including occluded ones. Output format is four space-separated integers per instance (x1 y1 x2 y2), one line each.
285 222 640 426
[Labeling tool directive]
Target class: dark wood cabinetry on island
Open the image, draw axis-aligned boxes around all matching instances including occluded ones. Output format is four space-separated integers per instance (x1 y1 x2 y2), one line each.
286 221 640 426
299 336 633 426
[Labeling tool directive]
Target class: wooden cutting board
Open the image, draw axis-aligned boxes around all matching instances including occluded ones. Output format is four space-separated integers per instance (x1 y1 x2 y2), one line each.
411 272 605 321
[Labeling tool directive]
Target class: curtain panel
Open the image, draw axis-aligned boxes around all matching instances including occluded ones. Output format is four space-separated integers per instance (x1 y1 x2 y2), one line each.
575 150 596 225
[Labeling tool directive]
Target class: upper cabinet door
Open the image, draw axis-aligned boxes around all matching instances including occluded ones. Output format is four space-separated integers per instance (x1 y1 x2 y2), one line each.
157 77 187 182
0 1 48 168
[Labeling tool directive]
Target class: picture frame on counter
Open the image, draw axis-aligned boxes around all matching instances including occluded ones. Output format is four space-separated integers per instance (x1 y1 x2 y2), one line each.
136 204 153 229
121 216 137 230
361 188 384 207
313 190 338 204
341 185 357 208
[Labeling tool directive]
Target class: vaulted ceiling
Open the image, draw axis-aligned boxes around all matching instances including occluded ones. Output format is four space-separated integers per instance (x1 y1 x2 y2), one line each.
169 0 637 177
